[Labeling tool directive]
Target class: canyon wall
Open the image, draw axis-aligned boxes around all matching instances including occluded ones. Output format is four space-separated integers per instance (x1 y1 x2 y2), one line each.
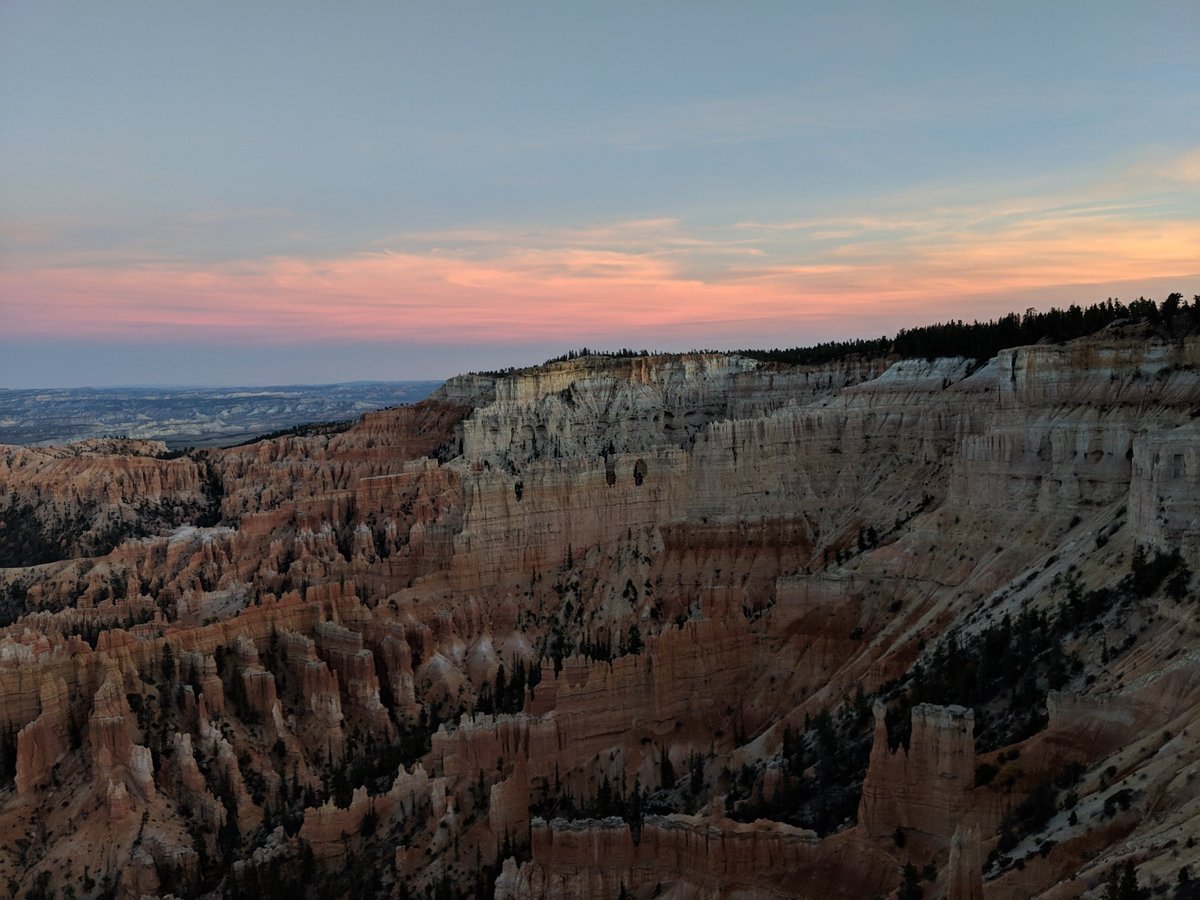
0 330 1197 897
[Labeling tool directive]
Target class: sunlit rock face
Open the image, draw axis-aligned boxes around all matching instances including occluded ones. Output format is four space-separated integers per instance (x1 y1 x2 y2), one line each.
0 329 1198 897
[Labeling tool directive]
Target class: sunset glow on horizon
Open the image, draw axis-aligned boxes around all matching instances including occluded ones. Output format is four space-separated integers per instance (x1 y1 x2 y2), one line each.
2 2 1198 386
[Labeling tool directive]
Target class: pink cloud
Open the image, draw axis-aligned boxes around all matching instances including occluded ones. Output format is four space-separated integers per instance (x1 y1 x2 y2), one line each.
2 207 1197 349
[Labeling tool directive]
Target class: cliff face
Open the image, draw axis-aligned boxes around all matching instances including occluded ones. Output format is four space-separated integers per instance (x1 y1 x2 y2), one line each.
859 703 976 842
0 439 211 567
14 676 70 795
0 331 1198 898
495 815 897 900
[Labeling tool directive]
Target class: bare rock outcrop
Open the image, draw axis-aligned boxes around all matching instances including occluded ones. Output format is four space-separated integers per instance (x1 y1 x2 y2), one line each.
1 331 1199 897
497 815 897 900
858 702 975 842
947 823 984 900
14 676 70 794
88 667 156 801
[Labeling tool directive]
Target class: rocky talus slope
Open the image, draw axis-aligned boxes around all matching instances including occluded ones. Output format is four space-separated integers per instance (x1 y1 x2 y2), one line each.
0 325 1198 899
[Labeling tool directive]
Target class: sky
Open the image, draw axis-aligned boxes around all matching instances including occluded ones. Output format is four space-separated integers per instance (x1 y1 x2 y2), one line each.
1 2 1198 387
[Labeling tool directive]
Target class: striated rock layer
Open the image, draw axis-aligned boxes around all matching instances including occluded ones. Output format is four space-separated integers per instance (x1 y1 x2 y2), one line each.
0 330 1197 897
496 815 896 900
859 702 976 842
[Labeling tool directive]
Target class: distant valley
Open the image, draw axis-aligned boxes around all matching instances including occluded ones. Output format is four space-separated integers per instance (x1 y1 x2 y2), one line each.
0 381 441 448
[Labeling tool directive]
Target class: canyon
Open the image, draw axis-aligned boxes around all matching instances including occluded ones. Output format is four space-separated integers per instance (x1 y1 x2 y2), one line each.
0 320 1198 898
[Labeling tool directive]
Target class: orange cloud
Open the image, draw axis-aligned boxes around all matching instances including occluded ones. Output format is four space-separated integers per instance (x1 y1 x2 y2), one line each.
2 200 1197 348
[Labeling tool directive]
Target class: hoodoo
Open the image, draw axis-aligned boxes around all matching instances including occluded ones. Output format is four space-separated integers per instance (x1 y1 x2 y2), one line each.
1 320 1198 896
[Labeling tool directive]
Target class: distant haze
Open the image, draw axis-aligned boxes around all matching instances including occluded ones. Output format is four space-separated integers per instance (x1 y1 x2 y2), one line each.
2 2 1197 387
0 381 439 447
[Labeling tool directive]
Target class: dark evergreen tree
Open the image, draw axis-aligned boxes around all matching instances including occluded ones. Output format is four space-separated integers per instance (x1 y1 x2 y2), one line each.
898 863 924 900
659 747 676 789
627 622 644 655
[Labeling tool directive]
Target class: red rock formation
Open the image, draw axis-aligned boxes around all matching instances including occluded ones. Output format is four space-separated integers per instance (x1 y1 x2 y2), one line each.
88 667 156 801
0 333 1198 896
170 731 227 832
299 787 372 860
301 764 446 862
947 823 983 900
490 757 532 853
858 703 975 842
496 815 897 899
430 613 754 814
0 440 208 567
106 778 133 823
280 630 346 762
14 677 70 794
186 651 226 717
314 620 388 728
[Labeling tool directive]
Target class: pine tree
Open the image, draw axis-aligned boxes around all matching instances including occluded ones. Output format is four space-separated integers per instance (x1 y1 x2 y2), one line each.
898 863 923 900
659 747 676 789
160 643 176 684
627 776 644 844
627 622 643 655
494 664 507 712
1117 860 1139 900
689 753 704 795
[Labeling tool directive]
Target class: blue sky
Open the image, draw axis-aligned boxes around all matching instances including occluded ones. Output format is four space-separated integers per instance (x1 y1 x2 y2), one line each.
2 2 1198 386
